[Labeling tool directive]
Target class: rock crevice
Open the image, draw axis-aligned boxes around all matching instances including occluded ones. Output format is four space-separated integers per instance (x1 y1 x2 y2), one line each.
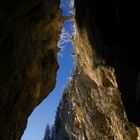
0 0 137 140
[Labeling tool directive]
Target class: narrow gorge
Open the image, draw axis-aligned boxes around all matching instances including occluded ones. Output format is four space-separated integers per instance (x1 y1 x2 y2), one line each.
0 0 137 140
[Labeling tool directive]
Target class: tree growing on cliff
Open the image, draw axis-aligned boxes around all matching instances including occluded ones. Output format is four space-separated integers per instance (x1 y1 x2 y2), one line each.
50 125 55 140
43 124 56 140
43 124 51 140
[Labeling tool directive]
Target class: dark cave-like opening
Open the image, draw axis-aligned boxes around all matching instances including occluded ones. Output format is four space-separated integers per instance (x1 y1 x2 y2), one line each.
75 0 138 126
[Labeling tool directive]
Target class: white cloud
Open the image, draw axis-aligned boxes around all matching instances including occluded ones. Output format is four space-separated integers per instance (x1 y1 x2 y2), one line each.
68 0 74 14
57 26 72 49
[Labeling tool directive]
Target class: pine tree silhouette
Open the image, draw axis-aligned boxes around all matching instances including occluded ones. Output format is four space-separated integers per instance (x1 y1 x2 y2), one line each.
43 124 51 140
50 125 55 140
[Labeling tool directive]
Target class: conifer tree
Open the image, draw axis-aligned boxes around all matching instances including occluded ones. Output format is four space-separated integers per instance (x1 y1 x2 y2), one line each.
43 124 51 140
50 125 55 140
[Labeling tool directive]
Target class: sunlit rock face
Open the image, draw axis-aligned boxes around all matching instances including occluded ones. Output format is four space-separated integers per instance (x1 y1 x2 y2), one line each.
0 0 63 139
54 28 138 140
54 0 139 139
0 0 138 140
75 0 138 126
55 70 137 140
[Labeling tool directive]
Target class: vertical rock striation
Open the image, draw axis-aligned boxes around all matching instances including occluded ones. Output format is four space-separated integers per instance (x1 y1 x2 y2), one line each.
74 0 138 125
54 26 138 140
55 72 137 139
0 0 138 140
0 0 63 140
54 0 138 140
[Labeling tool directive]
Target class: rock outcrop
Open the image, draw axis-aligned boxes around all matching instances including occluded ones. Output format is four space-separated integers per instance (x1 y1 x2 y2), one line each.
74 0 138 125
0 0 63 139
53 0 138 140
0 0 137 140
54 70 137 140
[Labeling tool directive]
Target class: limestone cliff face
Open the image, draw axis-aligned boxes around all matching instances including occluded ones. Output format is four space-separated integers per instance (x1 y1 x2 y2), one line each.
0 0 63 140
0 0 137 140
54 26 138 140
55 70 137 140
54 0 138 140
74 0 138 125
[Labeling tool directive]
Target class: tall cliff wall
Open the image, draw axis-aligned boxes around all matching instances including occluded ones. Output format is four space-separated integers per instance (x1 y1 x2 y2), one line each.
0 0 137 140
0 0 63 139
54 0 138 139
55 70 138 140
75 0 138 125
54 27 138 139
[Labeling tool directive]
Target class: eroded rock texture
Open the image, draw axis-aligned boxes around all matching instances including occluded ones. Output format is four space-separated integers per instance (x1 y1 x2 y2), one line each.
75 0 138 125
54 0 138 140
0 0 63 139
0 0 137 140
55 70 137 140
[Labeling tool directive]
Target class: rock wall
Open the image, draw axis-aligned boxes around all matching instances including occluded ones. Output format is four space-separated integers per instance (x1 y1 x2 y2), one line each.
54 0 138 140
0 0 137 140
54 24 138 140
0 0 63 140
75 0 138 125
55 70 137 140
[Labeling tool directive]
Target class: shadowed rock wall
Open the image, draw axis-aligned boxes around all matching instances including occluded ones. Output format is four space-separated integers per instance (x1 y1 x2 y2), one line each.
53 0 138 140
0 0 63 139
0 0 138 140
75 0 138 125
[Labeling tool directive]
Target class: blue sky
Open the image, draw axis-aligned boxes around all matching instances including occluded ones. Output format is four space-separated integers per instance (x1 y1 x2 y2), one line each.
60 0 74 16
21 1 74 140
